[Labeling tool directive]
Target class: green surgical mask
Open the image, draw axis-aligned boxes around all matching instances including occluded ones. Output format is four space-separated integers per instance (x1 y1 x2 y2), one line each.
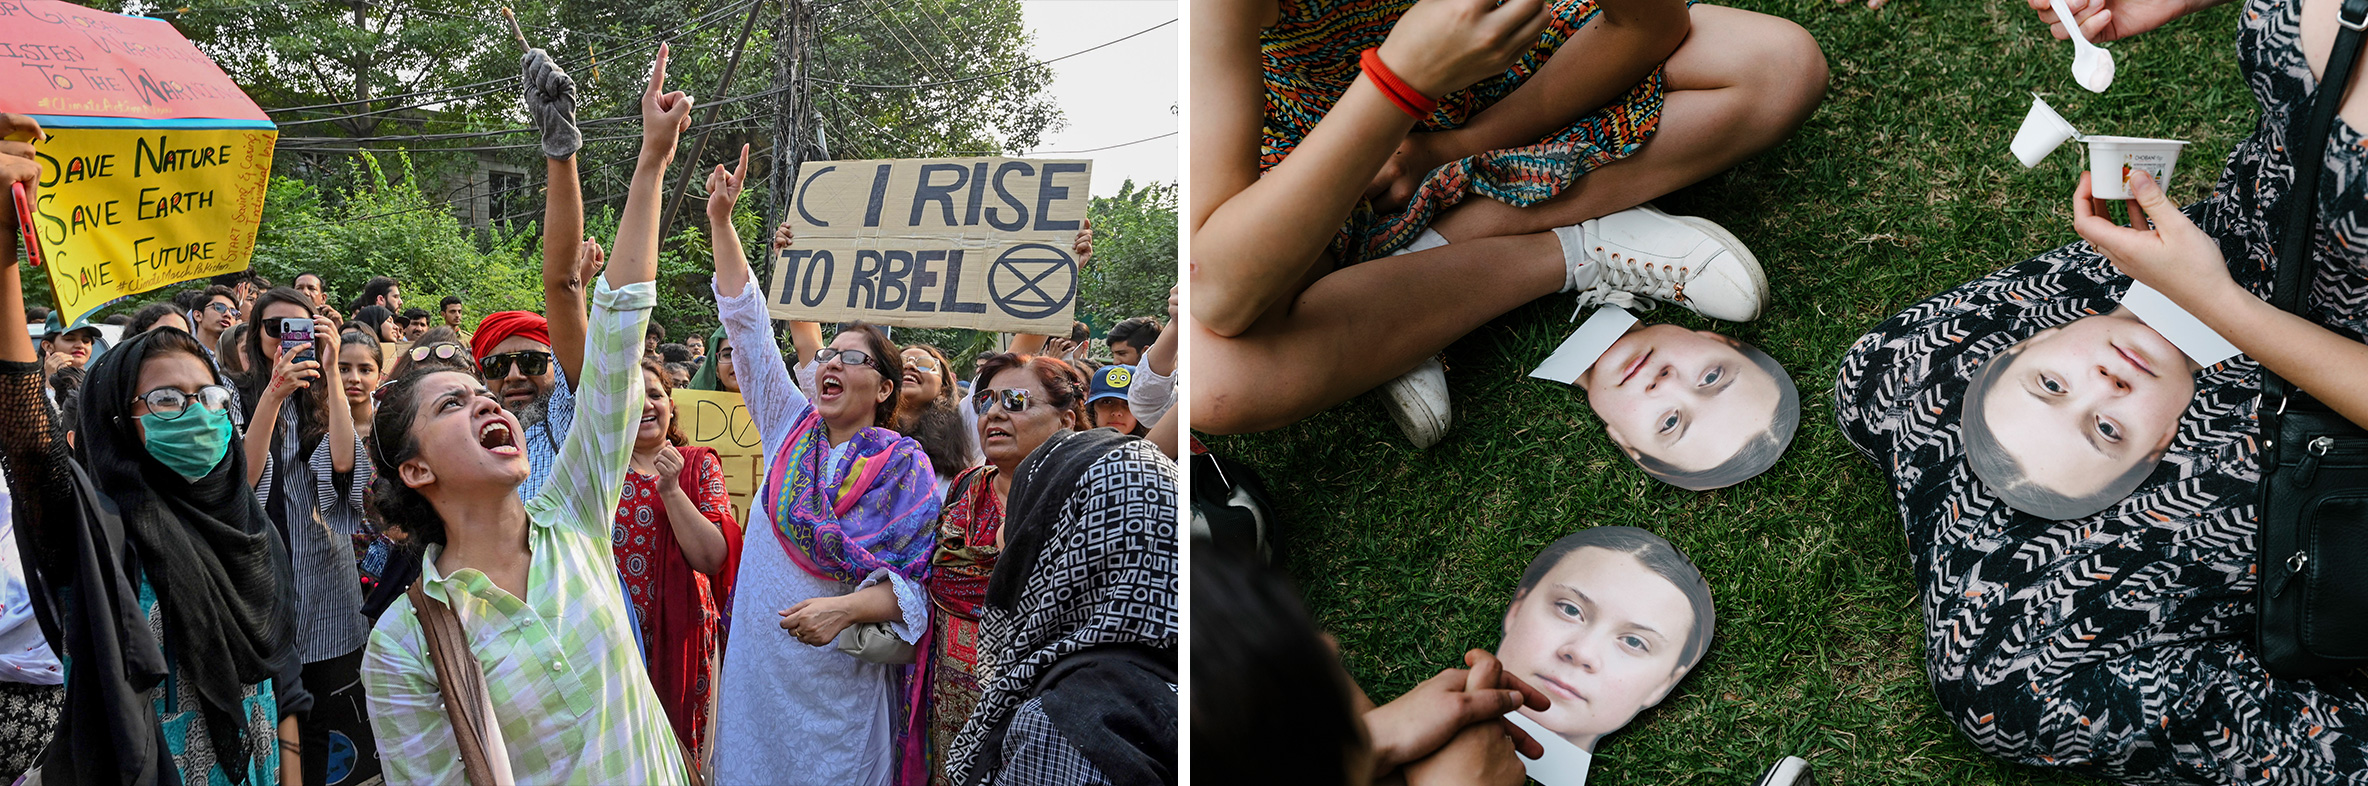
140 407 234 480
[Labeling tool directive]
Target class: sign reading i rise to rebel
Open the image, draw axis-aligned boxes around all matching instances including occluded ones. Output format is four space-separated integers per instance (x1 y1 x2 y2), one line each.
771 157 1091 334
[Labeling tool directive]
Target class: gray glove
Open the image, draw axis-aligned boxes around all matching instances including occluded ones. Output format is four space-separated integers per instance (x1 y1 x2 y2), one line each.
521 48 580 160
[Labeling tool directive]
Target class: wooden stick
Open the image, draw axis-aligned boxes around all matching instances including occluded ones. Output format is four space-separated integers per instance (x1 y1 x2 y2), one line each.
499 7 530 51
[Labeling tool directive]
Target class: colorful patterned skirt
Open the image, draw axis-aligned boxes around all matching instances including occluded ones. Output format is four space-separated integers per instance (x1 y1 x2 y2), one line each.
926 612 985 786
1260 0 1671 264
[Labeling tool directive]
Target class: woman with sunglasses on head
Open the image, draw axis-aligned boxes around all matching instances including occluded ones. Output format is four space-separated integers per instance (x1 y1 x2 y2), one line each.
704 145 944 785
0 112 310 786
357 44 691 784
915 353 1087 785
237 288 379 786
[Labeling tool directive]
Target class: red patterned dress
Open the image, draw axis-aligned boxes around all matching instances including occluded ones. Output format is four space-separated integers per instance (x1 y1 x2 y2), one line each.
610 445 737 761
920 465 1002 786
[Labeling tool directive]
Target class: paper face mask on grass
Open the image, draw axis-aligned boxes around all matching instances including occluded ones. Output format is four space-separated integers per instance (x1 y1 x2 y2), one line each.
1964 308 2204 520
1495 526 1715 754
1542 315 1801 491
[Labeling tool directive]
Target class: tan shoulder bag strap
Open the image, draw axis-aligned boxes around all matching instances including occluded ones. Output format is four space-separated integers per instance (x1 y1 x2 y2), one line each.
408 579 501 786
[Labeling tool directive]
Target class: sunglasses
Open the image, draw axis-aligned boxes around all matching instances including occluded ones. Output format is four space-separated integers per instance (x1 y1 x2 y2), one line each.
258 317 313 339
408 343 469 364
972 387 1039 415
813 348 878 369
477 350 554 379
133 384 237 421
204 302 240 317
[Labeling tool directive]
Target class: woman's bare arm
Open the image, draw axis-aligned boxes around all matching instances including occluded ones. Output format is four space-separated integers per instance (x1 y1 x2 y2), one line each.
1190 0 1549 337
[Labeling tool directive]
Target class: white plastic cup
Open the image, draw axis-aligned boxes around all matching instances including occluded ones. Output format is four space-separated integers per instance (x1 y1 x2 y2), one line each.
2084 135 2188 199
2012 95 2081 168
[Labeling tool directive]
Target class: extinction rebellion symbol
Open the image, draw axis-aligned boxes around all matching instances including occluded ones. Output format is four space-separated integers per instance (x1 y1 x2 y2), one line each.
987 243 1077 320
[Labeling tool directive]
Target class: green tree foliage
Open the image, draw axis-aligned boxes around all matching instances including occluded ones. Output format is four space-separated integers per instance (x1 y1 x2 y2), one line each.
249 153 543 323
1078 180 1177 330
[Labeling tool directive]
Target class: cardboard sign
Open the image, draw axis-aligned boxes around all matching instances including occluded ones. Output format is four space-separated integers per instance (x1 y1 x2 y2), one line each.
770 157 1091 334
673 389 767 524
26 126 275 324
0 0 270 123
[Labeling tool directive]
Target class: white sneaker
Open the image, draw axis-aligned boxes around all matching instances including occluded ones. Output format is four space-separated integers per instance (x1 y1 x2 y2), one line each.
1552 204 1769 322
1380 357 1451 449
1752 757 1811 786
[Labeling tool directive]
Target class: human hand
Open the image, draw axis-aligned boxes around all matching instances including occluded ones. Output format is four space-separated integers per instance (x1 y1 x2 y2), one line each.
779 596 857 646
705 144 750 226
2028 0 2199 43
266 346 324 399
42 351 70 375
653 443 684 485
1045 338 1077 358
0 114 42 245
521 48 581 159
1366 132 1451 210
577 239 606 285
312 316 342 364
771 222 795 253
1365 649 1549 773
1400 721 1528 786
2070 169 2242 310
1375 0 1550 98
1073 218 1094 268
640 44 694 154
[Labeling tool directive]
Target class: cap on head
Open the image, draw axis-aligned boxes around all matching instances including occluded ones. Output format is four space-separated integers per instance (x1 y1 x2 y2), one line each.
1088 364 1134 404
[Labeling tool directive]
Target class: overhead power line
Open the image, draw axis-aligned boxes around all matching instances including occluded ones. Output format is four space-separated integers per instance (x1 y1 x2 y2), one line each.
807 18 1173 90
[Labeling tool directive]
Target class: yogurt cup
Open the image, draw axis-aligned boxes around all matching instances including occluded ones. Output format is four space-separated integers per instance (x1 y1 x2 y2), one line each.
2013 95 2082 168
2084 135 2188 199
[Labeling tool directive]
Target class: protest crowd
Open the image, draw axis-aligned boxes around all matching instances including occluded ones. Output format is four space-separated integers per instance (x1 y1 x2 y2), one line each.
0 39 1178 786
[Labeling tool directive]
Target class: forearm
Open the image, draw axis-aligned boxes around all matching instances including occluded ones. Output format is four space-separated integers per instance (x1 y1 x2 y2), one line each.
545 156 591 385
2198 286 2368 425
1432 0 1686 158
1192 80 1418 334
838 581 903 625
1010 333 1050 356
659 486 727 574
0 254 29 363
244 394 284 487
1147 407 1180 460
278 718 299 785
788 321 824 367
1146 325 1177 376
326 389 355 473
710 210 753 298
608 148 673 290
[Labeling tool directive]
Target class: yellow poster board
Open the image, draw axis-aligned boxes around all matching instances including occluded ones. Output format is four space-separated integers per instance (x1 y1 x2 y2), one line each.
28 126 275 324
771 157 1090 334
673 389 766 523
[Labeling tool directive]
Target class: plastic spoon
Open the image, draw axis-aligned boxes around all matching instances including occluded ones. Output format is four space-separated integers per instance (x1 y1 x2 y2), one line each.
2050 0 2116 93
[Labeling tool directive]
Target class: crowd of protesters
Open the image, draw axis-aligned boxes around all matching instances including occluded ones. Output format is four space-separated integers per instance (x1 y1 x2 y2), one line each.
0 43 1177 786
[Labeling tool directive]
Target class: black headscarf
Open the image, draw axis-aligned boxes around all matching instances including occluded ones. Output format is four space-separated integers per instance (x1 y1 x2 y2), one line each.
79 327 298 779
951 428 1180 785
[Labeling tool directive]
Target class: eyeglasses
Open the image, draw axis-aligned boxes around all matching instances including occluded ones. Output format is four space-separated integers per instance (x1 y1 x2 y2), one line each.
717 347 734 361
409 343 468 364
477 351 553 379
972 388 1038 415
132 385 236 421
814 348 878 369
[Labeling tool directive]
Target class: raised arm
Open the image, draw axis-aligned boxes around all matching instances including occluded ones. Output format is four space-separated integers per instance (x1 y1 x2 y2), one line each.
709 146 811 442
539 45 682 533
1190 0 1547 336
525 46 595 387
763 223 828 367
0 114 76 569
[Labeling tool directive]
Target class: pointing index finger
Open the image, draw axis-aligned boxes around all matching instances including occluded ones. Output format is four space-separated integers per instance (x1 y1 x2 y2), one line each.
734 143 751 182
647 42 670 96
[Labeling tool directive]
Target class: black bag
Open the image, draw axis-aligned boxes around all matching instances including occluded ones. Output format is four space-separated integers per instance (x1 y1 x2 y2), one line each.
2254 0 2368 679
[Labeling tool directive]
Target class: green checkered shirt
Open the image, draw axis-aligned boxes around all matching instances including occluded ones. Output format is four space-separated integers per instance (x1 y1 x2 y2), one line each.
362 278 687 785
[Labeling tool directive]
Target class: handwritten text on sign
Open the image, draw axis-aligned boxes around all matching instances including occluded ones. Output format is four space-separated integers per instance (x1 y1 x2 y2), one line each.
770 157 1091 334
0 0 270 122
31 126 275 324
673 389 766 524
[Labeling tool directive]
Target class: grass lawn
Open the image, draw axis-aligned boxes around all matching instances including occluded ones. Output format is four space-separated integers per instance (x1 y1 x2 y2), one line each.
1197 1 2255 783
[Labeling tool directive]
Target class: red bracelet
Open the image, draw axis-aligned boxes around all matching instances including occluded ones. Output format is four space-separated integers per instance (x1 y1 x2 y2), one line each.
1360 48 1436 120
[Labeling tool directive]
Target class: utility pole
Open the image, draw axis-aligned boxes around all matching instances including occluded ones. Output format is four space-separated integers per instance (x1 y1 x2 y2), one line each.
757 0 809 290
